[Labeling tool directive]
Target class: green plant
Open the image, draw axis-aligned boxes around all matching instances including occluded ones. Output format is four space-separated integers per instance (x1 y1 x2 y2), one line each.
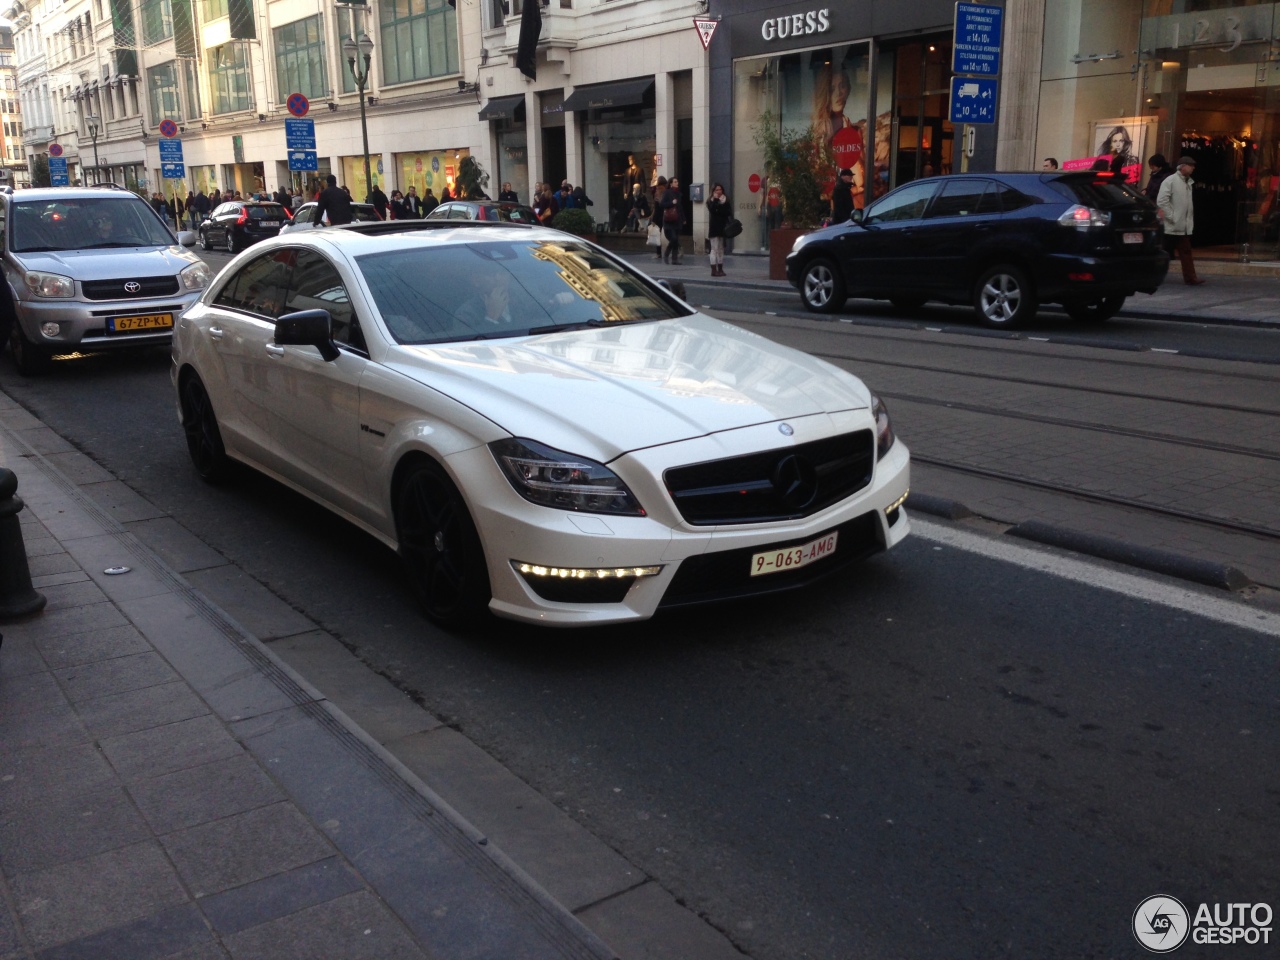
456 155 490 200
754 112 828 230
551 207 596 236
29 154 50 188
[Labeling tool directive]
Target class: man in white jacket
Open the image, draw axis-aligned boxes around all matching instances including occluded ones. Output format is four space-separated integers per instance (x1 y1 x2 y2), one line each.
1157 156 1205 285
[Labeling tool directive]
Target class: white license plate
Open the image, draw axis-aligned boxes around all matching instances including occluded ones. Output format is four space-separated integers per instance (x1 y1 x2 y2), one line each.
1123 232 1143 244
260 221 280 227
750 531 838 577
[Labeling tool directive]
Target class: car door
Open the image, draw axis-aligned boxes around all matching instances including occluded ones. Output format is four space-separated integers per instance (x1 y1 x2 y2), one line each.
201 249 296 468
835 180 939 292
915 179 1001 295
266 248 373 522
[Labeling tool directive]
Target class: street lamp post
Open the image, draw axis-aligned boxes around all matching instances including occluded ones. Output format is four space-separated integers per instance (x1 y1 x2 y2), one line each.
85 114 101 184
342 33 375 201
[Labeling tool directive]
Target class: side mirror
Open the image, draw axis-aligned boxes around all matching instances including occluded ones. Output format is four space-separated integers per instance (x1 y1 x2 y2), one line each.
657 279 687 301
177 230 197 247
849 209 864 224
275 309 339 362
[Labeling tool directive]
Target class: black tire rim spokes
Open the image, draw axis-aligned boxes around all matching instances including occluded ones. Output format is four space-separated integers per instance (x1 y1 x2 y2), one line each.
182 381 218 473
402 475 466 615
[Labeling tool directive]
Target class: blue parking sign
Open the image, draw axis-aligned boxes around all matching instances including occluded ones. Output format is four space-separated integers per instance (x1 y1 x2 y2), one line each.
949 76 998 125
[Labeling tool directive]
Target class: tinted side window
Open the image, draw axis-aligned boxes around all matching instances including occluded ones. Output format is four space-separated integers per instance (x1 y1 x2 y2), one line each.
925 180 992 219
866 182 937 223
449 205 471 220
213 249 295 317
285 249 363 350
991 184 1033 212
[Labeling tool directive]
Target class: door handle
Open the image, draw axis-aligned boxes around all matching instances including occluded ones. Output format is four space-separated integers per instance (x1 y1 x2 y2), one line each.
265 343 285 357
208 325 223 340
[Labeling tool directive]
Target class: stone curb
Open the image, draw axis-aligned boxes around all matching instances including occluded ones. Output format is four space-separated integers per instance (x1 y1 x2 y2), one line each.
907 495 1252 592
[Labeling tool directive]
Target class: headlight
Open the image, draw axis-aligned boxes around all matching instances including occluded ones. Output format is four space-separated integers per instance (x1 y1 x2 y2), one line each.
24 272 74 298
871 392 894 460
490 438 646 516
790 233 813 254
180 261 212 291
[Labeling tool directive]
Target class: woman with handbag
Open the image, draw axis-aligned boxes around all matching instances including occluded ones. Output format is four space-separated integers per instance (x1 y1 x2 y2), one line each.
659 177 684 264
706 183 732 277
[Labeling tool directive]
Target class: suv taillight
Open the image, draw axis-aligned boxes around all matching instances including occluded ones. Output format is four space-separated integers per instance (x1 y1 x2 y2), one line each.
236 210 249 225
1058 204 1110 228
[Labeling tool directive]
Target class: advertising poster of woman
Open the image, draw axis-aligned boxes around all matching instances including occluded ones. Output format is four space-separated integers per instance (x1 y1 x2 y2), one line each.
810 63 867 210
1061 117 1157 186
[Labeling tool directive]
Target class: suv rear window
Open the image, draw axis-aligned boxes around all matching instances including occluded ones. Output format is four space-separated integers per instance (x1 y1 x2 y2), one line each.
10 197 175 252
1049 178 1146 210
247 205 286 219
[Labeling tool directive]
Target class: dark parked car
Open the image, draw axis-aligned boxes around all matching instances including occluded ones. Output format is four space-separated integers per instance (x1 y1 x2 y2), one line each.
425 200 540 224
786 171 1170 327
198 201 291 253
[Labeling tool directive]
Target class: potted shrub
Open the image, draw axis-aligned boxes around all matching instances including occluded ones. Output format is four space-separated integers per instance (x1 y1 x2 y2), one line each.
551 207 597 242
755 113 829 280
455 155 491 200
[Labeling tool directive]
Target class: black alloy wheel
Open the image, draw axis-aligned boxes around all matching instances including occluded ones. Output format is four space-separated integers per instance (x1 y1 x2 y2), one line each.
799 257 847 314
396 461 491 628
973 263 1037 328
223 228 236 254
9 324 52 376
199 228 211 251
1063 294 1127 323
180 373 230 483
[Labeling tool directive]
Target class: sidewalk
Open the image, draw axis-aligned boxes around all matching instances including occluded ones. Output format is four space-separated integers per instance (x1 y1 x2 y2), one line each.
0 400 632 958
615 250 1280 327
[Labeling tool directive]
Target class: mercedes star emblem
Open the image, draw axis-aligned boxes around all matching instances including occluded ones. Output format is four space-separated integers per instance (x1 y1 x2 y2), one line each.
772 454 818 510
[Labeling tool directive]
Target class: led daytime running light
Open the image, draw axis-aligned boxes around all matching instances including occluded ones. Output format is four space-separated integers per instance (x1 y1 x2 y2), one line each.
885 489 909 515
514 562 662 579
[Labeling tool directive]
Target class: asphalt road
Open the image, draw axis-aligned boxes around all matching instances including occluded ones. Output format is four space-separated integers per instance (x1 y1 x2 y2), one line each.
1 281 1276 958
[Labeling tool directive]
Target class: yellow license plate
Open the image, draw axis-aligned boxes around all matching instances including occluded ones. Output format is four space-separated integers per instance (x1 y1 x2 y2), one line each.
109 313 174 333
750 530 839 577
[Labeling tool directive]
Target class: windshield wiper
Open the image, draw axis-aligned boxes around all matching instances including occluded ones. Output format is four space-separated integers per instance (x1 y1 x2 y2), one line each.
13 246 64 253
79 241 147 249
526 319 610 335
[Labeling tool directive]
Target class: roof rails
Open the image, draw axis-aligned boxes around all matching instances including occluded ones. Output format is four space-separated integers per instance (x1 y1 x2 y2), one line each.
337 219 534 235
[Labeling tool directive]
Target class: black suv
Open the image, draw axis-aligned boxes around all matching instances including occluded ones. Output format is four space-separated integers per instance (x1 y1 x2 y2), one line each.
198 201 291 253
786 172 1170 327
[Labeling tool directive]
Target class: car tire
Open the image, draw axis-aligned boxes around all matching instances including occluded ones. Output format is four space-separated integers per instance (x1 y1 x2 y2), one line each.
9 324 51 376
1063 294 1126 323
395 460 491 629
973 264 1037 328
799 258 847 314
180 373 231 483
224 231 236 254
889 296 927 312
199 230 210 251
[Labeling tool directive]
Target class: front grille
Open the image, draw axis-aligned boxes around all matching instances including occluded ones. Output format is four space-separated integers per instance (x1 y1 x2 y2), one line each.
659 512 882 608
664 429 875 525
82 276 181 301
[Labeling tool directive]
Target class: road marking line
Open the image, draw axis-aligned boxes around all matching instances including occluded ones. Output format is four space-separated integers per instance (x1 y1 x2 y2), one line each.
910 516 1280 639
1152 347 1179 353
1028 336 1051 341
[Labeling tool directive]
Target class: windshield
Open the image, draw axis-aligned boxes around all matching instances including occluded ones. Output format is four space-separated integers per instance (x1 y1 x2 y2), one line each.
358 240 690 345
11 197 176 252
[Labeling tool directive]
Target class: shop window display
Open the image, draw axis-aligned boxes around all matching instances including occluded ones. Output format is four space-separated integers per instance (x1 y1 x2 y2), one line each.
580 104 655 234
733 42 871 252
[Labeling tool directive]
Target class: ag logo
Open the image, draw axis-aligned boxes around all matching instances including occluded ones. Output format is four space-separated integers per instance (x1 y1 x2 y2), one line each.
1133 895 1190 953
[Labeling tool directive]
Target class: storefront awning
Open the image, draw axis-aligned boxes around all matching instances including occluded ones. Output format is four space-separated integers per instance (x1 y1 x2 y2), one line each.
562 77 653 112
478 94 525 122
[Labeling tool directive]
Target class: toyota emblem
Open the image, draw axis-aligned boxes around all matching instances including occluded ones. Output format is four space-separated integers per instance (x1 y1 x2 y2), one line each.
123 281 142 294
778 423 794 436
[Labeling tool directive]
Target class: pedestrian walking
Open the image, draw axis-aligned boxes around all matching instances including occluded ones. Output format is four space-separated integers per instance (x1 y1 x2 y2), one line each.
1144 154 1173 204
625 184 649 232
368 183 389 220
498 182 518 203
830 167 855 225
650 177 668 260
570 186 593 211
389 190 411 220
422 188 439 215
706 183 731 277
1042 158 1059 171
314 174 354 226
533 188 556 225
1157 156 1205 285
405 186 424 218
658 177 684 264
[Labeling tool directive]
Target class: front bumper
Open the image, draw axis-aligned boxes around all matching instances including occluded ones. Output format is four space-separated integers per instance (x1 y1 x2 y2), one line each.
13 292 202 350
449 415 911 627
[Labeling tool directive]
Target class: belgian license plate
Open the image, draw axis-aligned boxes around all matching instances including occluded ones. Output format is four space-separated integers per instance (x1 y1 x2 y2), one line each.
750 531 839 577
1123 232 1143 244
108 313 174 333
260 221 280 227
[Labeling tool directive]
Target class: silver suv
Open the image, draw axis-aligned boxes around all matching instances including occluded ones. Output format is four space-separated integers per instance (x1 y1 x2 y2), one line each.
1 187 212 374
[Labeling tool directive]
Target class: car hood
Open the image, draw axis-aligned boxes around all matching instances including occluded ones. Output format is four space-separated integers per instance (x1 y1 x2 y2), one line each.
386 313 870 459
9 246 199 281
